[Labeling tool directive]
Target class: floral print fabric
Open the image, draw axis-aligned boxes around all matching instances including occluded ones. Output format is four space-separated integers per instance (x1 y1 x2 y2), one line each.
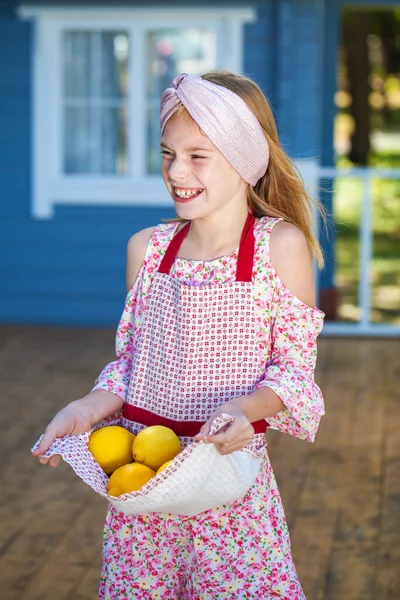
94 216 325 599
100 457 305 600
93 216 325 443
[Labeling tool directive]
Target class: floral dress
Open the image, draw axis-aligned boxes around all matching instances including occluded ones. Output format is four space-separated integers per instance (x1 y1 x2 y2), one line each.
93 216 325 599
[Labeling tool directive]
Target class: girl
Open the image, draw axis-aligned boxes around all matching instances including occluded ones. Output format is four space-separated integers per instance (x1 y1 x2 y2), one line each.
33 71 325 599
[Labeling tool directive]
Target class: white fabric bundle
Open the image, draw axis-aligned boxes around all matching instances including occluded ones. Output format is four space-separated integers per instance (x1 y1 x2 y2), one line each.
32 414 265 516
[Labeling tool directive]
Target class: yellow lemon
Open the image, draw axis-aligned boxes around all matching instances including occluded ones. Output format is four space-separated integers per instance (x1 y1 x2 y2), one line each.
88 425 136 475
133 426 181 471
156 460 174 475
107 463 156 496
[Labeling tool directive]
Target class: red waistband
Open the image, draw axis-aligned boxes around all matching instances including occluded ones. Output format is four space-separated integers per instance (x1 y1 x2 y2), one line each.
122 404 268 437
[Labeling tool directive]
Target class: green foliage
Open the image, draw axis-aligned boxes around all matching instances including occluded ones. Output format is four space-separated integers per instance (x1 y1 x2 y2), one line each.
335 229 400 324
330 151 400 324
335 153 400 236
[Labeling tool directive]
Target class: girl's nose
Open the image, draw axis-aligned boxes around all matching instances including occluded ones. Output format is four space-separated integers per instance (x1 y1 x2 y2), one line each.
169 158 188 180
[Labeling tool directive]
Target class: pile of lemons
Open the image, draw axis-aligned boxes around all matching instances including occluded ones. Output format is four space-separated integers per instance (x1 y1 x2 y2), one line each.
88 425 181 497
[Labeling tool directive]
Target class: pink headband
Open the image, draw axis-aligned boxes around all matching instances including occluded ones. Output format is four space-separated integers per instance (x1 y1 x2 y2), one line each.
160 73 269 186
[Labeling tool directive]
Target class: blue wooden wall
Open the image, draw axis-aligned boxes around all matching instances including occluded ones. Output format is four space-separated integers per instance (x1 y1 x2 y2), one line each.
0 0 325 326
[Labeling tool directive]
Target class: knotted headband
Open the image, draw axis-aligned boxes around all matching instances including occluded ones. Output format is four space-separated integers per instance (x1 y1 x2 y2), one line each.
160 73 270 186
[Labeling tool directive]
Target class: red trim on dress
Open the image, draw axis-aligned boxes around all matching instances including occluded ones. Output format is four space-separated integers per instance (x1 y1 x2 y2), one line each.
122 404 267 436
129 213 265 436
158 213 256 283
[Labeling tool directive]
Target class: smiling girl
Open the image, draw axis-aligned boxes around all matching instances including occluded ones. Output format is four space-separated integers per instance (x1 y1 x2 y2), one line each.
34 71 325 599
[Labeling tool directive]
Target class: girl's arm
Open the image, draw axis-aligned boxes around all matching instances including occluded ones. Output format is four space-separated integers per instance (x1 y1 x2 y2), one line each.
34 227 155 466
32 389 124 465
195 222 324 453
224 221 317 421
251 221 325 441
126 226 157 290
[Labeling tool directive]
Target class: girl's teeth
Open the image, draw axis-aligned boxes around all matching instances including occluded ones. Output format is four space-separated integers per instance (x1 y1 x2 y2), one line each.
175 188 203 198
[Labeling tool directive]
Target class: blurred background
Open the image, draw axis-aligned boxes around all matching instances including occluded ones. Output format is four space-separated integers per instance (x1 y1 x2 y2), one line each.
0 0 398 334
0 1 399 599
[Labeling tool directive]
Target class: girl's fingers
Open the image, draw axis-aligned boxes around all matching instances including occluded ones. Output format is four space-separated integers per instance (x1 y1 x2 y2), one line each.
207 424 253 454
215 441 249 455
32 427 56 456
205 425 236 445
36 453 62 467
48 455 62 467
194 420 211 441
215 443 236 455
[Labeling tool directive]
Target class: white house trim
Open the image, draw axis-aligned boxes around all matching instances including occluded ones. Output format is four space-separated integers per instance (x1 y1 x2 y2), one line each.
18 6 256 22
18 5 256 218
318 166 400 336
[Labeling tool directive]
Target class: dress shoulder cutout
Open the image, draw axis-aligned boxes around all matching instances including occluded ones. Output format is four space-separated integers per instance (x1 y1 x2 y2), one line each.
254 217 325 326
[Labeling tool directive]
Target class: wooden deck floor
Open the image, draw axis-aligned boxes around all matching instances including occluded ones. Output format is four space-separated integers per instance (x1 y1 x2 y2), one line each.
0 325 399 600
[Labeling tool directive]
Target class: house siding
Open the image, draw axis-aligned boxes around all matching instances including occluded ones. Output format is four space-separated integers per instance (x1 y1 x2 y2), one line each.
275 0 323 157
1 0 325 326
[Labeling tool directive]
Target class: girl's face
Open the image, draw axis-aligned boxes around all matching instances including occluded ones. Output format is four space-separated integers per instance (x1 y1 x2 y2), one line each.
160 111 247 220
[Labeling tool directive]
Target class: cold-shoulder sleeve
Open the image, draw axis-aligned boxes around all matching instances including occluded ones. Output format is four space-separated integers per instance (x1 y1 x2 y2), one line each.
255 275 325 442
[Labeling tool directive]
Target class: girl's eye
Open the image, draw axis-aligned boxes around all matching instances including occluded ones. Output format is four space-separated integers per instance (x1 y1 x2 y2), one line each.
160 150 206 160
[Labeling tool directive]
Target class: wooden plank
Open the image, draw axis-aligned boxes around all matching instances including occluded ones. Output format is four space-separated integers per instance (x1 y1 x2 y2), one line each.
0 326 111 599
0 327 399 600
323 340 389 600
19 497 105 600
290 339 361 600
268 432 312 531
0 466 94 600
374 353 400 599
68 564 103 600
268 337 330 531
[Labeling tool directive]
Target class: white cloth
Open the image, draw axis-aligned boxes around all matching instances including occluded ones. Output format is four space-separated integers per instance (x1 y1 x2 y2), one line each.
32 414 263 515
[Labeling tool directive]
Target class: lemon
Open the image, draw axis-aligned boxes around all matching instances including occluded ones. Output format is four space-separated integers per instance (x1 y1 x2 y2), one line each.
156 460 174 475
107 463 156 496
133 425 181 471
88 425 136 475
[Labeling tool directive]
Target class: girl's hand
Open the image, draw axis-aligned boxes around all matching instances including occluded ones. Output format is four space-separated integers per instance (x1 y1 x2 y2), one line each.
194 401 254 455
32 400 94 467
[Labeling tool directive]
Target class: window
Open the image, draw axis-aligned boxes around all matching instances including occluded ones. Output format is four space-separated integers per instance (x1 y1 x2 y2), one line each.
18 6 255 218
63 30 129 175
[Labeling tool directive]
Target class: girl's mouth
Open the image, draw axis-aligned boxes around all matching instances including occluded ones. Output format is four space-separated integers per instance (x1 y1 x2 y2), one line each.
173 187 204 203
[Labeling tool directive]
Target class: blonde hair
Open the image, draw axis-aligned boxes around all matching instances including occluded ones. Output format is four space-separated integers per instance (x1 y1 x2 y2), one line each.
165 70 326 268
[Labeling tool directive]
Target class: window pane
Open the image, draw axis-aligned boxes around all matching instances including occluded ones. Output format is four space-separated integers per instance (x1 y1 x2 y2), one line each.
64 106 127 174
146 29 217 174
64 32 93 98
371 178 400 325
101 32 129 99
333 177 363 323
147 106 162 176
64 105 92 173
63 30 129 174
101 106 128 174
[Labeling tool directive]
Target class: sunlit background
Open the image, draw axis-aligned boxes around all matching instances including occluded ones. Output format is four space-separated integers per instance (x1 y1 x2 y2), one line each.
332 8 400 326
1 1 399 335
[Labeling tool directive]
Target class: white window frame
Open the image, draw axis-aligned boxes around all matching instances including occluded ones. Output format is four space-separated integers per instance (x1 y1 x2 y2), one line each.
18 6 256 218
